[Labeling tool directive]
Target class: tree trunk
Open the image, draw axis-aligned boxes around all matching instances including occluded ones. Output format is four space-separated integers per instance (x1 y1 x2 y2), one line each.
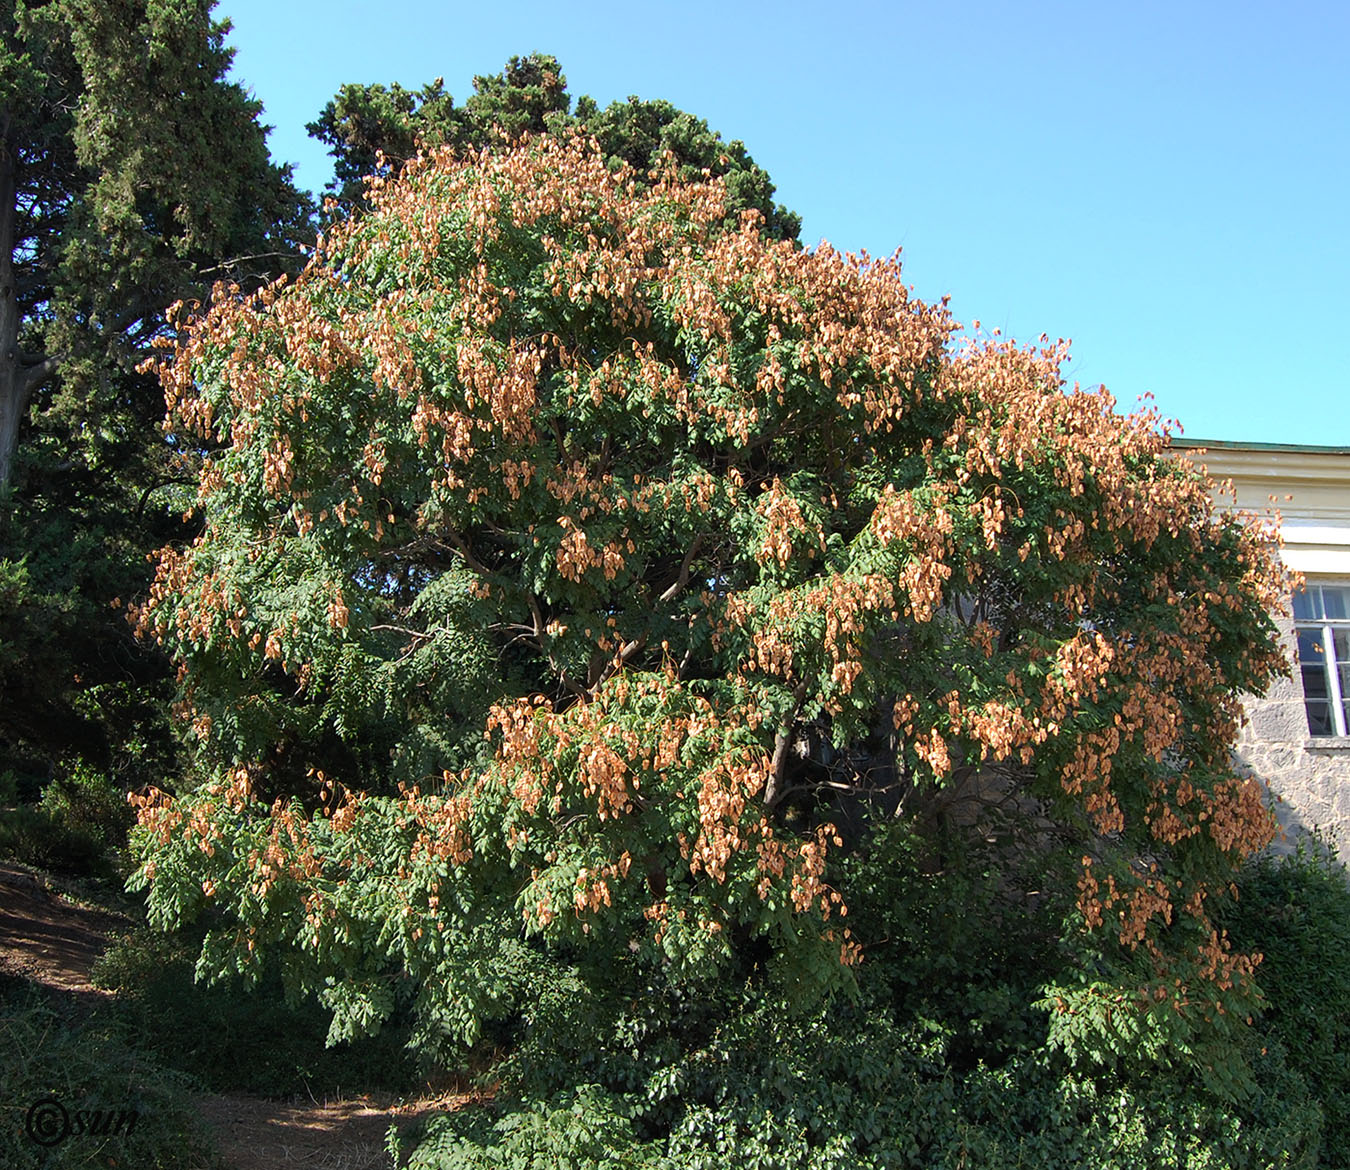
0 379 26 494
0 120 57 494
0 121 24 493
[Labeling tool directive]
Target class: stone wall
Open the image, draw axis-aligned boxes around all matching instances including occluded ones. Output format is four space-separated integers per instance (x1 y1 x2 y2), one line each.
1235 609 1350 858
1166 440 1350 862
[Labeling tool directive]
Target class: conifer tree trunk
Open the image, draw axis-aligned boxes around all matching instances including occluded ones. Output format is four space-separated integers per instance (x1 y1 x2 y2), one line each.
0 121 23 493
0 118 56 494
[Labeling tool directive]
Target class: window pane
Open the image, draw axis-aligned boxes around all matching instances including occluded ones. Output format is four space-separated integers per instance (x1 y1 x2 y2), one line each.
1292 587 1317 621
1298 628 1328 669
1307 700 1335 737
1302 663 1329 700
1334 627 1350 665
1300 625 1329 717
1324 587 1350 621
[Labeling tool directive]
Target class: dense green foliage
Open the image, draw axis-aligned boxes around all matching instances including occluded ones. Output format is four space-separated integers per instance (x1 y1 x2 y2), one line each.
10 825 1349 1170
308 52 801 240
0 0 310 801
0 0 310 481
90 923 417 1097
0 764 133 878
0 976 217 1170
1220 843 1350 1162
392 825 1331 1169
399 1037 1320 1170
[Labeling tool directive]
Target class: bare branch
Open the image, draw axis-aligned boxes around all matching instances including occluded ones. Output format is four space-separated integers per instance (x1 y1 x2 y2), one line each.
369 623 429 640
197 251 301 277
658 533 704 604
592 632 649 692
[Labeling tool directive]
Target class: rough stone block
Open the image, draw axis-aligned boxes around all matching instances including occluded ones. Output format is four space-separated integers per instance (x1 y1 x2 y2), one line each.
1246 699 1314 744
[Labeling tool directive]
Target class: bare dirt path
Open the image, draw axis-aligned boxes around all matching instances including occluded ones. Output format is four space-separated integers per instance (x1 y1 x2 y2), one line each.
197 1091 460 1170
0 863 129 995
0 863 465 1169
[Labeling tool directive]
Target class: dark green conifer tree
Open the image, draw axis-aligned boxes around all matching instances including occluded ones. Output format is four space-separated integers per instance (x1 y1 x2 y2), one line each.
0 0 310 791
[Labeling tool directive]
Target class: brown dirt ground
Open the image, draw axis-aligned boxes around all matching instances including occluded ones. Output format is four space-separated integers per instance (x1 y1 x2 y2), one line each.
0 863 129 995
196 1090 473 1170
0 863 474 1169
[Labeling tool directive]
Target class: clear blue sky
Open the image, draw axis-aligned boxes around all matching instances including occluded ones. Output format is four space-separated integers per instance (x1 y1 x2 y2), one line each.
218 0 1348 446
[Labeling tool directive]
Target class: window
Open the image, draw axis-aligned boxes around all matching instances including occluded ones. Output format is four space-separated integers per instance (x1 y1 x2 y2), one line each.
1294 583 1350 736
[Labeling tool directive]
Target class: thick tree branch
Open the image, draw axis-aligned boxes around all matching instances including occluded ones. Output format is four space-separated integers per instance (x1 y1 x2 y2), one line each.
591 632 648 692
132 474 195 520
763 681 808 808
765 730 793 809
442 527 496 579
19 351 60 398
658 533 704 604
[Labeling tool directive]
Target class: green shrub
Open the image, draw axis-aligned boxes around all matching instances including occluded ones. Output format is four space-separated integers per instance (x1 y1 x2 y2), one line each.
399 1084 661 1170
390 816 1325 1170
38 764 135 850
0 765 134 878
91 925 417 1098
0 976 219 1170
0 804 110 877
1219 841 1350 1164
832 819 1068 1064
404 995 1322 1170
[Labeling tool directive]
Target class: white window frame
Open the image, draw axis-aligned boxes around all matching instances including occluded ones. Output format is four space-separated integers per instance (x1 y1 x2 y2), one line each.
1293 582 1350 737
